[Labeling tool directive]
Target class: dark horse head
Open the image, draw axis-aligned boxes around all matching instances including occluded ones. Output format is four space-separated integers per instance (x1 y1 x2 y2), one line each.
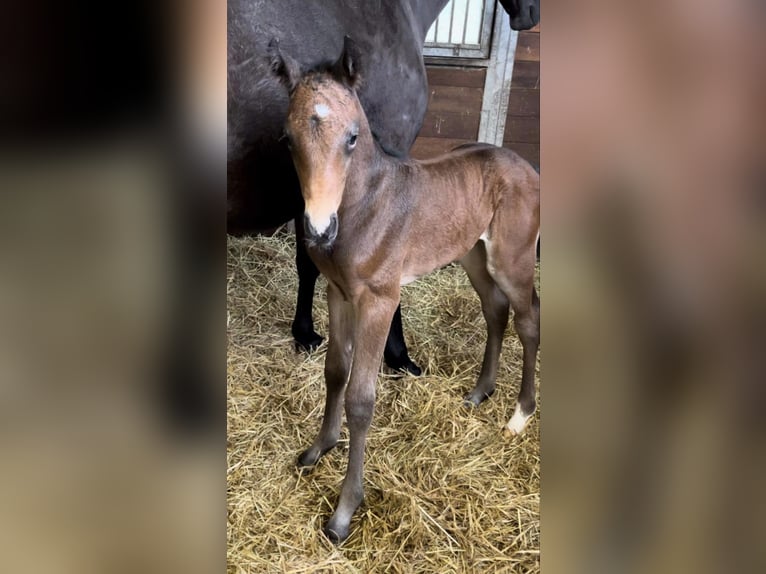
498 0 540 30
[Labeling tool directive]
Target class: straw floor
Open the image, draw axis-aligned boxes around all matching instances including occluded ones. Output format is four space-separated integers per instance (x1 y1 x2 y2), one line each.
227 230 540 573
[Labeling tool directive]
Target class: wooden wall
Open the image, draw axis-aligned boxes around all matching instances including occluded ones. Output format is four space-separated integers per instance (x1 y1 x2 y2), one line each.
410 67 486 160
411 23 540 166
503 23 540 167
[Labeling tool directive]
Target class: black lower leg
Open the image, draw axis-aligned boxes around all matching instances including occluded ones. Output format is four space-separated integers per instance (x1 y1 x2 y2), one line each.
383 304 422 376
291 219 324 351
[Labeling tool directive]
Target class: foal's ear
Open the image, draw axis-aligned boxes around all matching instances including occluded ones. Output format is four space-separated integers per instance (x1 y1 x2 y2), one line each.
332 35 362 89
268 38 301 92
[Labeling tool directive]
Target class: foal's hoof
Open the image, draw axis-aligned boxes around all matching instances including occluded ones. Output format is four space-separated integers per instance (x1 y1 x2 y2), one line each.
505 404 533 436
384 355 422 377
296 443 336 471
463 388 495 408
293 331 324 353
322 522 349 544
297 449 321 470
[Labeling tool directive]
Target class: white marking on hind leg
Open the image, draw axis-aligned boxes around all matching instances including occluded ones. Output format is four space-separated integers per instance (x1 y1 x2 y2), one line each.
480 230 498 277
506 403 532 435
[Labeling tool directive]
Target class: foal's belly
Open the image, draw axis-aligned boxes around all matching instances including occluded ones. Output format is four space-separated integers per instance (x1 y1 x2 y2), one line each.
400 227 485 286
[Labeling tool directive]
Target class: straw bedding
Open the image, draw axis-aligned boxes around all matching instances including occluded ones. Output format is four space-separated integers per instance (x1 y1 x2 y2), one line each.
227 230 540 573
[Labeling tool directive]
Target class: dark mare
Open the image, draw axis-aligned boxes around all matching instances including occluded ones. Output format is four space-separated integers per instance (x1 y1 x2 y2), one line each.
273 37 540 542
227 0 540 373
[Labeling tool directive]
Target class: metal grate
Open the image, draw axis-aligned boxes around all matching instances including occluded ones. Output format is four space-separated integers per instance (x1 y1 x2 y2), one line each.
424 0 495 59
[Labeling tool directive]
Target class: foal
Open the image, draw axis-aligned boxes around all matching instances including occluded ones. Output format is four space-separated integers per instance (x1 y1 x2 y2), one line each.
271 38 540 543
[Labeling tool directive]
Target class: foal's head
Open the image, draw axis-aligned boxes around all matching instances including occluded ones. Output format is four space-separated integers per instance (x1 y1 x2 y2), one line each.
269 37 365 248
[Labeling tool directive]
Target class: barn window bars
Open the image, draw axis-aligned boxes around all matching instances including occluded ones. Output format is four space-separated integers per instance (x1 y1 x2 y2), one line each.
424 0 495 60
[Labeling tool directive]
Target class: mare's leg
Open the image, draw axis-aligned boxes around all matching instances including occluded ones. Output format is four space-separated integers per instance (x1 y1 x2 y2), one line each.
486 229 540 435
297 283 353 468
324 290 398 543
291 217 324 351
460 242 511 406
383 304 422 376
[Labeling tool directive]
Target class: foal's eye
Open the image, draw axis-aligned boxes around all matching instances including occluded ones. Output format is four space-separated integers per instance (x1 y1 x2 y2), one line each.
347 133 358 150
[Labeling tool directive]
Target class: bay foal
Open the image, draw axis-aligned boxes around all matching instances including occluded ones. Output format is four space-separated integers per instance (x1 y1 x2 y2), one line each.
271 38 540 543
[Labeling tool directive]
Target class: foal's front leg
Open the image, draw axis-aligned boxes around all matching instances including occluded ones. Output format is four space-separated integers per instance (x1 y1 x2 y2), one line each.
298 283 353 468
324 290 398 543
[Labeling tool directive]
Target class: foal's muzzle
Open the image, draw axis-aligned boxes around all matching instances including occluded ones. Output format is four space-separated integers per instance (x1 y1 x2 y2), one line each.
303 212 338 248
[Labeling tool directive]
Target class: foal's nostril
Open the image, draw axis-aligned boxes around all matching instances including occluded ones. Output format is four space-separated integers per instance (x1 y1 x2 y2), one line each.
326 213 338 240
303 213 318 239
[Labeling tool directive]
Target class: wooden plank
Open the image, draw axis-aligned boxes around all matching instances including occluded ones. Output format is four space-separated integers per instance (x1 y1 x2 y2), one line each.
410 137 474 160
507 88 540 117
418 110 481 140
503 116 539 144
478 6 518 146
426 66 486 88
511 60 539 89
425 85 484 114
515 31 539 62
502 142 539 167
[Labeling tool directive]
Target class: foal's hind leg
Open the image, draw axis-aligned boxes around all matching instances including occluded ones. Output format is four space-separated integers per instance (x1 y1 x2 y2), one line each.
486 234 540 434
505 287 540 434
460 242 511 407
297 283 353 468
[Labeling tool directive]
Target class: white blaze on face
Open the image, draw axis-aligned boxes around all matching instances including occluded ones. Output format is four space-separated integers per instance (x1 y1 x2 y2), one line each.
302 175 341 237
314 103 331 119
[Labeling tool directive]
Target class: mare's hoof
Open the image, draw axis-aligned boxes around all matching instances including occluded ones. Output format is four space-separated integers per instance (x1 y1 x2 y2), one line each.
385 356 422 377
322 523 349 544
293 331 324 353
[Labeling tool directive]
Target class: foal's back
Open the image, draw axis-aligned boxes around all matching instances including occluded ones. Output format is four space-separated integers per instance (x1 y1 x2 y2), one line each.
415 144 538 218
416 143 539 196
450 143 538 186
399 144 539 281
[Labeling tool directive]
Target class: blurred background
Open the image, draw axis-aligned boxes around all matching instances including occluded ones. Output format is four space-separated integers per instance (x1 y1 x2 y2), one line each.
0 1 224 573
0 0 763 573
541 1 766 573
